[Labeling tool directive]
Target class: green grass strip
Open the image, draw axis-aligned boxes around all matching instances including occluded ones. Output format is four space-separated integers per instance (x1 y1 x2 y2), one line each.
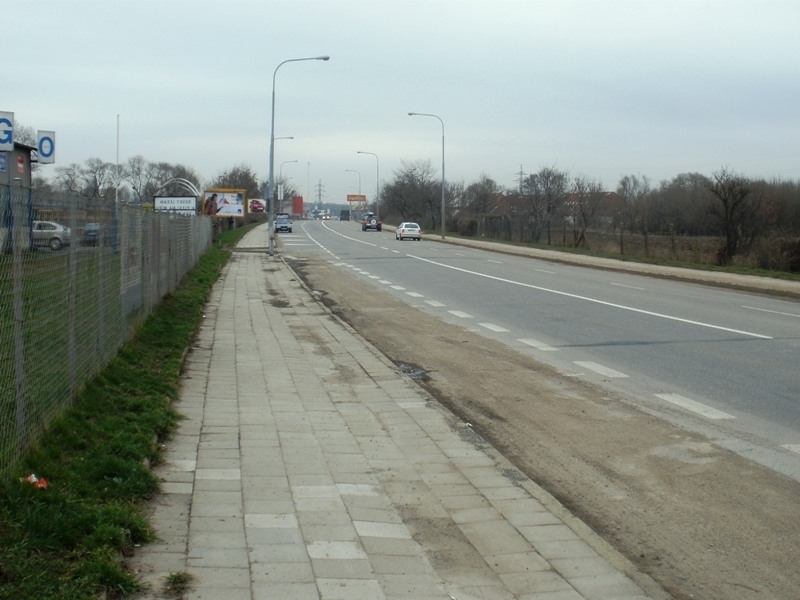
0 225 252 600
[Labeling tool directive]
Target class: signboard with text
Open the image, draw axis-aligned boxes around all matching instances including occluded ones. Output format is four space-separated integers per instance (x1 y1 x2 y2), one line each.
37 130 56 164
0 111 13 151
154 196 197 216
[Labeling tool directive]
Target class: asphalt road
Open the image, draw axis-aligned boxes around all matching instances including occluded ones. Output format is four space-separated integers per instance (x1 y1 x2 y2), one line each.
278 219 800 482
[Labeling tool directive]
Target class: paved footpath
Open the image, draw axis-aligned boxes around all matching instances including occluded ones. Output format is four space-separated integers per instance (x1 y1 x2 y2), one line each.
129 226 668 600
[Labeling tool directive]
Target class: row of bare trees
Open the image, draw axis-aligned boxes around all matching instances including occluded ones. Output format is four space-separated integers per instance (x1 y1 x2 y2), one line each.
379 162 800 270
23 137 800 270
32 156 273 204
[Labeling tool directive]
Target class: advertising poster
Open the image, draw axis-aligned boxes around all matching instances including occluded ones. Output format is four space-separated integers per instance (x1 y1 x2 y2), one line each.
202 189 245 217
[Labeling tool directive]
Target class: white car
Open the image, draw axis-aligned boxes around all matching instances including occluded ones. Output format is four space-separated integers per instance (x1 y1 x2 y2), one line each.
32 220 71 251
396 222 421 241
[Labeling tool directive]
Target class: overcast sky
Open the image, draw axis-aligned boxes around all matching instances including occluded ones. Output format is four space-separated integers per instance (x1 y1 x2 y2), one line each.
7 0 800 204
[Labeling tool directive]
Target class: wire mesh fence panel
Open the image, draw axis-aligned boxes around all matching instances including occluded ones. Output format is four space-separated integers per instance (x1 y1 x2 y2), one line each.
0 184 213 474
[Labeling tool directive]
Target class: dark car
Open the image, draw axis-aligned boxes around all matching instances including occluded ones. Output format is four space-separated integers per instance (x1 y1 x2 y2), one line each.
274 217 293 233
79 223 116 247
249 200 265 213
362 213 382 231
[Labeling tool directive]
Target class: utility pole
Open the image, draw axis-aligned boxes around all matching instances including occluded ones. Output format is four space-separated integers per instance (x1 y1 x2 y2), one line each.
516 164 525 194
315 178 324 204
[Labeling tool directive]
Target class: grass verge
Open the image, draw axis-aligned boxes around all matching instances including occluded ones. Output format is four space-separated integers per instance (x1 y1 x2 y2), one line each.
0 225 251 600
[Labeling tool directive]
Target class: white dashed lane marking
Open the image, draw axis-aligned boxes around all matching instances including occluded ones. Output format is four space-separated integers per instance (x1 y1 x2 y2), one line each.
448 310 473 319
480 323 509 332
574 361 629 379
655 393 736 420
519 338 558 352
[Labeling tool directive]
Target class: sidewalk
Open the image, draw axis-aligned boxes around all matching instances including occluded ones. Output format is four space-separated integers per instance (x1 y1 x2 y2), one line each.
128 226 666 600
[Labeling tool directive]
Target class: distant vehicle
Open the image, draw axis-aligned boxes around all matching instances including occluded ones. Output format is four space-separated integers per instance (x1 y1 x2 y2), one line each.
79 223 115 247
249 200 265 213
274 217 293 233
32 220 71 251
396 222 422 241
362 213 382 232
339 210 350 221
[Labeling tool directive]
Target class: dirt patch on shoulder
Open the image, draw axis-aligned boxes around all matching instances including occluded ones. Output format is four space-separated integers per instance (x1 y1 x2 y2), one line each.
289 256 800 600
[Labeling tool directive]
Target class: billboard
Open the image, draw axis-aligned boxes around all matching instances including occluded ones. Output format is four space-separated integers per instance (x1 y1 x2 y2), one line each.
202 188 245 217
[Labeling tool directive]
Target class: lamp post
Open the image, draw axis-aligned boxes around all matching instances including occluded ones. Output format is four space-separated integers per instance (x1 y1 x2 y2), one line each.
357 150 379 218
345 169 362 219
280 159 298 179
279 160 298 214
408 112 445 239
267 55 330 255
345 169 361 194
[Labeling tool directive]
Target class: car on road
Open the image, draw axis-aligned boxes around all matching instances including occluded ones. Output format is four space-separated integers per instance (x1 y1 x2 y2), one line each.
362 213 382 231
32 220 71 251
274 217 293 233
396 222 422 241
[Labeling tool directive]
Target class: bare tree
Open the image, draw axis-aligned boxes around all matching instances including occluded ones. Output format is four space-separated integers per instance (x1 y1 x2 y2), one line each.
54 159 117 200
569 175 605 247
616 174 649 255
122 155 155 203
653 173 712 239
382 160 438 226
537 166 568 245
707 167 759 264
463 174 498 215
211 164 262 200
458 175 498 235
520 173 545 243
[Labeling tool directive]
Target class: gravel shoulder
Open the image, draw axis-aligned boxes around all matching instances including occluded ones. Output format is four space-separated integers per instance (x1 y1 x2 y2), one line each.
288 254 800 600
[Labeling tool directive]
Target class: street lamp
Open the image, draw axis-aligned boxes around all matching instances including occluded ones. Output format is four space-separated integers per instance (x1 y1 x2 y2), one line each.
267 55 330 255
345 169 361 194
408 112 445 239
345 169 362 219
279 160 298 213
357 150 379 218
280 159 298 179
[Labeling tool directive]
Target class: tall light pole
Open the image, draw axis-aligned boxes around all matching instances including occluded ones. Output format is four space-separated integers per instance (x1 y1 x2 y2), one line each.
345 169 361 218
357 150 379 217
279 160 298 213
280 159 298 179
345 169 361 194
408 112 445 239
345 169 361 219
267 55 330 255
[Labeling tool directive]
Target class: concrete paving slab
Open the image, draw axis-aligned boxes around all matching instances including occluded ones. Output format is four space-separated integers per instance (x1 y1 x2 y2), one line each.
126 227 668 600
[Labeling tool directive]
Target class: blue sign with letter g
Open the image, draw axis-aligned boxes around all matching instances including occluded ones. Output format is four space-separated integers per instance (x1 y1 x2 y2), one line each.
0 117 13 149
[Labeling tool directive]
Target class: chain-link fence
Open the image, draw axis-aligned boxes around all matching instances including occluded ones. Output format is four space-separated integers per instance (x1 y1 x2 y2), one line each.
0 184 213 474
